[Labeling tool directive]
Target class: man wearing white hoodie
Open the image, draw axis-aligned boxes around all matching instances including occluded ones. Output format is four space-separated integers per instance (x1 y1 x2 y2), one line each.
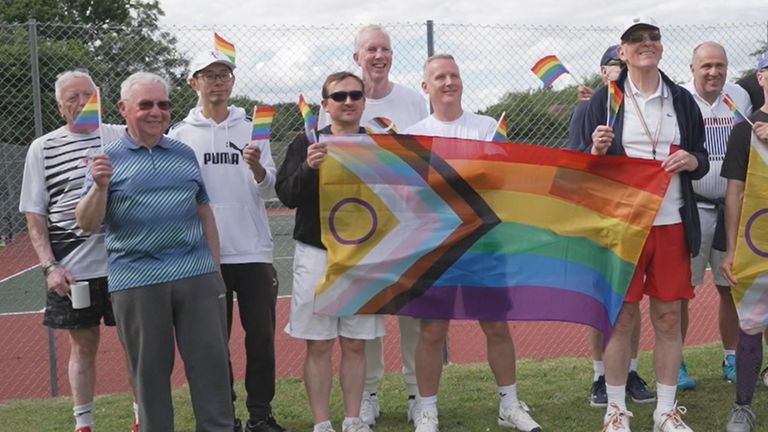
169 50 286 432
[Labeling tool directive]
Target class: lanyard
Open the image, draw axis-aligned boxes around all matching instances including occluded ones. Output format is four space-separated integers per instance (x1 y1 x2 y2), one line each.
626 82 664 160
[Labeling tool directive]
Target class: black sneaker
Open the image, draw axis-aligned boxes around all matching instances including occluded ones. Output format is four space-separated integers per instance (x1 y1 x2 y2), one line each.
246 413 290 432
590 375 607 407
234 418 243 432
626 370 656 403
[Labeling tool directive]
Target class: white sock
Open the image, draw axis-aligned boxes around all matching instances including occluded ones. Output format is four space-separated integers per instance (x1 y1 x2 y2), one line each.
73 402 94 428
314 420 332 432
629 358 638 372
342 417 359 429
418 394 438 416
606 384 626 410
593 360 605 381
724 349 736 359
133 401 140 425
655 383 677 415
497 383 518 409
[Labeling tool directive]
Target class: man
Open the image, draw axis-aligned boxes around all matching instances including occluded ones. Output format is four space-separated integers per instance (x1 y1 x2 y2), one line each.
720 51 768 432
566 46 656 408
169 50 287 432
679 41 752 390
18 70 136 432
581 17 708 432
276 71 381 432
404 54 542 432
351 24 429 427
76 72 233 432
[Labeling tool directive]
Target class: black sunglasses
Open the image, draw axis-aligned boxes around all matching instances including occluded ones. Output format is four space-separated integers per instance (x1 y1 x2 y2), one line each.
328 90 364 102
623 30 662 44
137 100 172 111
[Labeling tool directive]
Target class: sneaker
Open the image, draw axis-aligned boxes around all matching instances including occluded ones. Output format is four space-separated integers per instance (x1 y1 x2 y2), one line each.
246 413 289 432
407 396 419 424
234 417 243 432
132 419 139 432
676 362 696 391
75 428 92 432
602 403 633 431
313 422 336 432
498 401 542 431
342 418 372 432
360 393 380 426
723 354 737 383
653 403 692 432
591 375 608 408
626 371 656 403
727 404 756 432
414 411 439 432
761 365 768 388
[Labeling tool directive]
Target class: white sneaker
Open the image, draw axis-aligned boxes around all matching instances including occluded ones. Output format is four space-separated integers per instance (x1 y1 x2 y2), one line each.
313 421 336 432
498 401 542 431
407 397 419 424
360 393 380 426
602 403 633 431
414 410 439 432
342 418 372 432
653 403 693 432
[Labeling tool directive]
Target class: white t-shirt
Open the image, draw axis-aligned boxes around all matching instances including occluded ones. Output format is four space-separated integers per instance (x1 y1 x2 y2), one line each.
681 81 752 202
621 75 682 226
319 82 428 131
19 124 124 279
404 111 498 141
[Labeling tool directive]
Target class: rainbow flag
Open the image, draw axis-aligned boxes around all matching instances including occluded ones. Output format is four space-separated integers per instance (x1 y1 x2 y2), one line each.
731 135 768 333
214 32 236 63
530 55 569 87
298 94 318 144
366 117 398 134
251 106 275 142
71 89 100 133
493 112 507 142
316 134 671 336
723 93 753 126
606 81 624 128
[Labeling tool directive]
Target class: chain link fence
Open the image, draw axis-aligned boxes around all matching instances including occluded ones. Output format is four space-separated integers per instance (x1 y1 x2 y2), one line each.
1 20 766 401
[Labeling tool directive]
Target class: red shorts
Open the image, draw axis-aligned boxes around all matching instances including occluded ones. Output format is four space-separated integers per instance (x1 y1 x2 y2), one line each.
624 223 695 303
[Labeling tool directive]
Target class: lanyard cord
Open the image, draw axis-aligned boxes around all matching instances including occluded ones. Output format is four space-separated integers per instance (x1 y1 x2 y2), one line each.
626 82 664 160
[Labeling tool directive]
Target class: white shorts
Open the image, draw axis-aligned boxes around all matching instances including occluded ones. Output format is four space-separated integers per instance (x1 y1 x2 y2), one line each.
691 206 728 287
285 241 385 340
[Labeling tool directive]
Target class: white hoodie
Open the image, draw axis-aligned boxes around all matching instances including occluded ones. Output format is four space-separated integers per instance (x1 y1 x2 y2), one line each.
169 106 276 264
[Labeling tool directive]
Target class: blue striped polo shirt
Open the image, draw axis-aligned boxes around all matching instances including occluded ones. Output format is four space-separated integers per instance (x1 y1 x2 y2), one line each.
92 133 215 291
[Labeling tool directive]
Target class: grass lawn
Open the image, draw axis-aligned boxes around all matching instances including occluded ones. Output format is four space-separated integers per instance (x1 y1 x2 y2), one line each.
1 343 766 431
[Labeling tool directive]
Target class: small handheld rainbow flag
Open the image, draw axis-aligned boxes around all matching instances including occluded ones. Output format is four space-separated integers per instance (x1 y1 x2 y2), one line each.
365 117 398 134
71 88 101 133
530 55 569 87
298 94 318 144
251 106 275 142
723 93 753 127
214 32 236 63
606 81 624 128
492 112 507 142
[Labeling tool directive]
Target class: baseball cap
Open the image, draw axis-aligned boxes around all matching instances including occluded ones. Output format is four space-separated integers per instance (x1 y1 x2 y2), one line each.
620 16 659 40
758 51 768 71
187 50 236 79
600 45 620 66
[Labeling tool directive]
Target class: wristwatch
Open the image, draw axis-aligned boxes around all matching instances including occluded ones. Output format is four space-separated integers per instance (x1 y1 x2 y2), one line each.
41 260 60 276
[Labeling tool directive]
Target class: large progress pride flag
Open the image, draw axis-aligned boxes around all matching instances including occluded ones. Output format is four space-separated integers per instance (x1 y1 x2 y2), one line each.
316 134 671 335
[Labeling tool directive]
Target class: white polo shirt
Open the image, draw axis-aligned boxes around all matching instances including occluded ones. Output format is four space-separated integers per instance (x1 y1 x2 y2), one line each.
621 73 682 226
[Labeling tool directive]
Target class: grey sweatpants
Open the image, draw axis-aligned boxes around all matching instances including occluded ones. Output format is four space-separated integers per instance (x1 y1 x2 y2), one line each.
112 272 234 432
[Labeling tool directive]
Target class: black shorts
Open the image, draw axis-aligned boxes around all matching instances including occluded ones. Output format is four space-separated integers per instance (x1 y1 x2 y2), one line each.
42 277 116 329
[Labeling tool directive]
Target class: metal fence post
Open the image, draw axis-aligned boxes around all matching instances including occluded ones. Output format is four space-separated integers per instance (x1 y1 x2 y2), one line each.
426 20 434 58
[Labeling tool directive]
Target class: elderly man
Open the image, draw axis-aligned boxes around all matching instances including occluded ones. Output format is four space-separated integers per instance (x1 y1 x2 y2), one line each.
76 72 233 432
679 42 752 390
19 70 135 432
720 52 768 432
404 54 542 432
582 17 708 432
169 49 286 432
349 24 429 427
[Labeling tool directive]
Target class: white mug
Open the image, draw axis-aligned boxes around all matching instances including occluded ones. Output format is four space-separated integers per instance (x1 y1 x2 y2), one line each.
67 281 91 309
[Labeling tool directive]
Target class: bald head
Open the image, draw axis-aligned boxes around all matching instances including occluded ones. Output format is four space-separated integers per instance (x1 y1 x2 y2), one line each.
690 41 728 103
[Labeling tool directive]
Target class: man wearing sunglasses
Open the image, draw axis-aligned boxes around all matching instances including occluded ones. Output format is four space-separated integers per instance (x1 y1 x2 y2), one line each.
679 42 752 391
169 50 286 432
581 17 708 432
76 72 234 431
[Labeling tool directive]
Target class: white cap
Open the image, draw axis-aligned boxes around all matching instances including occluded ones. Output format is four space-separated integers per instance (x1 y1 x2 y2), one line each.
620 16 659 40
187 50 236 79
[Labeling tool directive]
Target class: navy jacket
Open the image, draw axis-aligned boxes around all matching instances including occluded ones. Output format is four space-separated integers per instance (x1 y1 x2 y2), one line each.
578 68 709 257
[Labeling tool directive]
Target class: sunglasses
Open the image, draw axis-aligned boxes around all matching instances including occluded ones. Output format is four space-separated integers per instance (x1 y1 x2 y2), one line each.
137 100 172 111
328 90 364 102
623 30 662 44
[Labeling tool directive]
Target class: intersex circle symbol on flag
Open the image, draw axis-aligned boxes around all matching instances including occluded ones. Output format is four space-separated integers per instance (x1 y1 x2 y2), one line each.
745 208 768 257
328 197 378 245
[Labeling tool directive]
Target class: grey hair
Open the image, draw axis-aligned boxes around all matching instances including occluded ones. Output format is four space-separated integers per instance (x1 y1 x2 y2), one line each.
423 54 457 79
354 24 390 53
54 70 96 103
120 72 170 100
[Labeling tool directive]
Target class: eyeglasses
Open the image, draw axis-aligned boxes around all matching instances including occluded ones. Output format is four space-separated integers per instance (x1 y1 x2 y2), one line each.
623 30 662 44
195 71 234 82
137 100 172 111
327 90 364 102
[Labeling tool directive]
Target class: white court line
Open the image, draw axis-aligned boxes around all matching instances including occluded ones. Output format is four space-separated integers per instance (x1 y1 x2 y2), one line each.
0 309 45 317
0 265 37 285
